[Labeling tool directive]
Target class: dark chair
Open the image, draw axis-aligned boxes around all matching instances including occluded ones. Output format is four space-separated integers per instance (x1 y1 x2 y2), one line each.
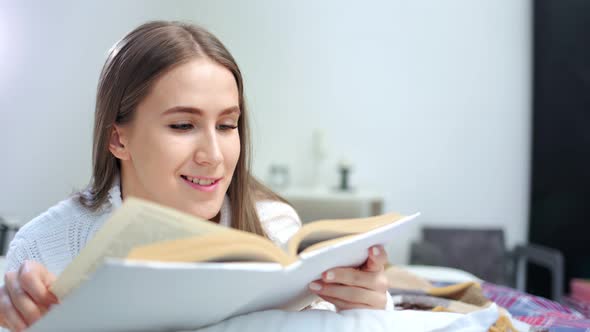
0 216 20 256
409 227 564 302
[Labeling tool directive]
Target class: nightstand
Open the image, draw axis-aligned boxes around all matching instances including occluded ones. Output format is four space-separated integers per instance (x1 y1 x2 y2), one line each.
277 187 384 223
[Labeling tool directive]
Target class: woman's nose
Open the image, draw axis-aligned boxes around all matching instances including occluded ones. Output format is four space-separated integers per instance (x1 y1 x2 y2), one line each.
194 130 223 166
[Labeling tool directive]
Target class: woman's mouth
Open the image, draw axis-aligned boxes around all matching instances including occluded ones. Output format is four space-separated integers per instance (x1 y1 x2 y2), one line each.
180 175 221 192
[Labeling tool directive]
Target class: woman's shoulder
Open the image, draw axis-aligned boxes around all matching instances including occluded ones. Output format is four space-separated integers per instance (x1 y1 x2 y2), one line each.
255 200 301 226
12 194 108 247
255 199 302 248
5 194 110 273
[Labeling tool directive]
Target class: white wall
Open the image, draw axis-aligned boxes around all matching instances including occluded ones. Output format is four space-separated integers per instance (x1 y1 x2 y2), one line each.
184 0 533 263
0 0 531 264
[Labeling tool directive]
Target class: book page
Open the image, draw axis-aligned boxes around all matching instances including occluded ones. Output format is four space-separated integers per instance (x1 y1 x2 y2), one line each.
51 197 229 299
128 231 296 266
30 260 286 332
287 212 404 256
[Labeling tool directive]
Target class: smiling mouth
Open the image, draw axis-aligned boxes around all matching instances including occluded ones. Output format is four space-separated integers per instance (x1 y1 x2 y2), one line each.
180 175 220 186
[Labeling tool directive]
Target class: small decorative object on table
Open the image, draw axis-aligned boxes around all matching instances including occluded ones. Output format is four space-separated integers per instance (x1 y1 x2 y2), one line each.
337 158 353 191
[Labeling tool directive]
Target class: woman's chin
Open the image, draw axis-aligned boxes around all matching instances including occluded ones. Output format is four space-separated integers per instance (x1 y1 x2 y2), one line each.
186 204 222 221
164 196 223 221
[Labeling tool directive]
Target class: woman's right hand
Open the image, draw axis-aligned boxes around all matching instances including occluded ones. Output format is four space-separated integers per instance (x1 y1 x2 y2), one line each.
0 260 58 332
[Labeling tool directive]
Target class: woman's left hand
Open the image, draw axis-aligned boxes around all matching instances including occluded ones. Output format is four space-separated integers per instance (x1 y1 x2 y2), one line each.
308 245 389 310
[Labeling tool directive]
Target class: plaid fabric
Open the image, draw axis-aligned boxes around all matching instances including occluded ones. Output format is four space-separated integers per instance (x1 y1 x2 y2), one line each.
481 282 590 332
563 296 590 319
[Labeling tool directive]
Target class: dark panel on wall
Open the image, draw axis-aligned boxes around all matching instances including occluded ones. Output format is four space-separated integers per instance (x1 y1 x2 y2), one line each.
529 0 590 298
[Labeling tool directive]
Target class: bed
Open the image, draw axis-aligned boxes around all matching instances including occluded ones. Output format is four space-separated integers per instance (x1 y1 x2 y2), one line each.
402 265 590 332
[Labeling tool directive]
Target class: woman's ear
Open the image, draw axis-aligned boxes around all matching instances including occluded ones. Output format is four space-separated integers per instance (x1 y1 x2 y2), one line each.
108 125 130 160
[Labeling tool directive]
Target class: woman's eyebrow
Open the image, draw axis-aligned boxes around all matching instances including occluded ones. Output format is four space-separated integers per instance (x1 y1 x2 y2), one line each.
161 106 241 117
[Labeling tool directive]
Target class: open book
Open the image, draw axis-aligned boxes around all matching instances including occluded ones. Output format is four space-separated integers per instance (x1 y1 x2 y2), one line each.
31 197 419 332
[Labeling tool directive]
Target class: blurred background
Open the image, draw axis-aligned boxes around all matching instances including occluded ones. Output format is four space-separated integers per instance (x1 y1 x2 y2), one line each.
0 0 588 304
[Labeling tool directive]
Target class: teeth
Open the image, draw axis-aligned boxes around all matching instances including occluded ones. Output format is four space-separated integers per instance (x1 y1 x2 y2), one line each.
195 178 214 185
185 176 215 186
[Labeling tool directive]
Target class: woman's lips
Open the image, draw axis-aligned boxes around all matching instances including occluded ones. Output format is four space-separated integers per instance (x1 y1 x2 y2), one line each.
180 175 221 192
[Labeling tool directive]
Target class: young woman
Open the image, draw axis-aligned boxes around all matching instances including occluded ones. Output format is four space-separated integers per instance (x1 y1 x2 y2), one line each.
0 21 391 331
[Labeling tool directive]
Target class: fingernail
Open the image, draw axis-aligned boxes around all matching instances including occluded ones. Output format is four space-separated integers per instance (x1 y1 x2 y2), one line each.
325 271 335 281
309 282 322 291
372 246 381 256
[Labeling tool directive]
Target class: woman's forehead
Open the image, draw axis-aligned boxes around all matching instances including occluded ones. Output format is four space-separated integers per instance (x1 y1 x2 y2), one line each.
140 58 240 116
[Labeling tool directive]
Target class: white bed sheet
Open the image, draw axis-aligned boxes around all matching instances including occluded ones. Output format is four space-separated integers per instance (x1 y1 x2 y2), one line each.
191 304 500 332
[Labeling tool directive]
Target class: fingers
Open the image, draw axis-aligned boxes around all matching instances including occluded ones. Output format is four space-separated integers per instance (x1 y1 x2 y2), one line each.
320 267 389 292
0 285 27 332
362 245 388 273
4 272 45 327
309 281 386 309
18 261 59 306
307 245 389 310
0 261 56 330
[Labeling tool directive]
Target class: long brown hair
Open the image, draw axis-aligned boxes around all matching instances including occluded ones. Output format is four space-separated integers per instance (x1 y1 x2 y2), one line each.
78 21 285 236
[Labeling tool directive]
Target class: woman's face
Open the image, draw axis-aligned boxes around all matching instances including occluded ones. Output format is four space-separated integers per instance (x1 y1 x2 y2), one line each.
111 58 241 220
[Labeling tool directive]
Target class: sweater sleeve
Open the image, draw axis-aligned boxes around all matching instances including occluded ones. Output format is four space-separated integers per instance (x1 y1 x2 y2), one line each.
256 200 302 251
3 235 33 274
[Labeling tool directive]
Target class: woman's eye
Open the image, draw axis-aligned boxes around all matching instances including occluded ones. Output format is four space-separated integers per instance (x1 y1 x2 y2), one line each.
169 123 194 131
217 124 238 131
169 123 237 131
